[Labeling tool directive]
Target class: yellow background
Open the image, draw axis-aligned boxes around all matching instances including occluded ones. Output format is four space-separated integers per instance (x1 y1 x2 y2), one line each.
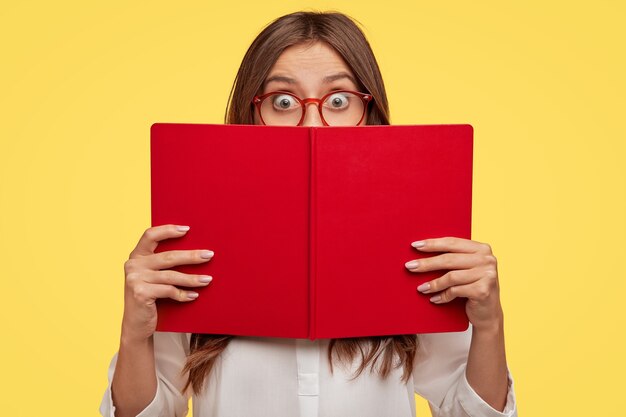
1 1 624 415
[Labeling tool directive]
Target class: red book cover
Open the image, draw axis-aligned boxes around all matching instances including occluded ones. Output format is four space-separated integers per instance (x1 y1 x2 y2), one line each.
151 123 473 339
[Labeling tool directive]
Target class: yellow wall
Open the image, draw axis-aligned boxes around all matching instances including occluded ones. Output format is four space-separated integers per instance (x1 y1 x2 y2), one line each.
1 1 624 415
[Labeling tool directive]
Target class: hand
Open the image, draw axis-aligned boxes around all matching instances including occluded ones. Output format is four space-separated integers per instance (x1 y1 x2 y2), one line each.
121 224 215 344
405 237 503 331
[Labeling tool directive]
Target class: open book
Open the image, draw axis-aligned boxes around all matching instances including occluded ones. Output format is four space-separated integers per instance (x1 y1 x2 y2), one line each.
151 123 473 339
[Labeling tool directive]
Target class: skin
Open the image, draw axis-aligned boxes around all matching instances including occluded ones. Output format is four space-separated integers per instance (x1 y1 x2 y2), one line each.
111 41 509 416
409 238 509 412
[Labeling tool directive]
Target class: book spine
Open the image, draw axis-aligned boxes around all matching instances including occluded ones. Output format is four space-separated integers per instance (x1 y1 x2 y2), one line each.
308 128 317 340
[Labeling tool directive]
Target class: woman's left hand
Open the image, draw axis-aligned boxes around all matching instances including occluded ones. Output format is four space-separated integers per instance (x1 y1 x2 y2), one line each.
405 237 503 331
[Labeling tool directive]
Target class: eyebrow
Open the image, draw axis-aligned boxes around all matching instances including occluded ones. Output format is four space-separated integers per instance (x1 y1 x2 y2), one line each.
264 72 358 86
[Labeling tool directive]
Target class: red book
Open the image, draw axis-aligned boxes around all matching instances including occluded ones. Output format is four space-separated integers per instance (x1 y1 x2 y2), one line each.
151 123 473 339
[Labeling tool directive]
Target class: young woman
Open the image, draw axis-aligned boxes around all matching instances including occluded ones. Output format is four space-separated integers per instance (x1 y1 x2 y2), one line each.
100 11 517 417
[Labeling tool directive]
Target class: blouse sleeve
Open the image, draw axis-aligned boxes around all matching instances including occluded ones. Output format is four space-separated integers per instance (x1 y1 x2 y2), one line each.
412 325 518 417
99 332 192 417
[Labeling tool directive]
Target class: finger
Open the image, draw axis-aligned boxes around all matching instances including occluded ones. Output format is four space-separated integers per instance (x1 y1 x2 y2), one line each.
150 283 201 302
429 281 493 304
131 224 192 258
428 283 470 304
144 269 213 288
410 237 492 254
143 249 214 270
416 268 483 294
405 253 481 272
131 283 200 305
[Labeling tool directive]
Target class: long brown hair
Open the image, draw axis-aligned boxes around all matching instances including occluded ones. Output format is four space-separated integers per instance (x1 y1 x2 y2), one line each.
182 10 417 396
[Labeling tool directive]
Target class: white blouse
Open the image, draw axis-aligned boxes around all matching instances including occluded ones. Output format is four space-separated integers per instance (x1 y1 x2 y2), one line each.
99 326 517 417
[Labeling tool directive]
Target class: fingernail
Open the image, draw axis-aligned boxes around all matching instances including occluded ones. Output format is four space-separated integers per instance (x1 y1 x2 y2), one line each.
411 241 425 248
200 250 214 259
199 275 213 283
187 292 199 299
430 295 441 303
417 282 430 292
405 260 420 269
176 225 190 232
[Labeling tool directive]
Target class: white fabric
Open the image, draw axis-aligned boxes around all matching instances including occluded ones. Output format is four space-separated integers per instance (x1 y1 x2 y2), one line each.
296 338 320 417
99 326 517 417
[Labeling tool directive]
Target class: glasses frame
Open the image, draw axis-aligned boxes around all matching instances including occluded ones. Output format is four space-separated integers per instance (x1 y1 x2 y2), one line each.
252 90 373 126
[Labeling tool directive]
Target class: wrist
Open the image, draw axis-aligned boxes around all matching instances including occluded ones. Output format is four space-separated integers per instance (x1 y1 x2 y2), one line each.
120 330 151 346
120 323 153 347
472 306 505 335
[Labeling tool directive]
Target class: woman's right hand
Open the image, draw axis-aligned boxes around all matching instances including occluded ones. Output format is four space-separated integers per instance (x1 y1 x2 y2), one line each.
120 224 214 343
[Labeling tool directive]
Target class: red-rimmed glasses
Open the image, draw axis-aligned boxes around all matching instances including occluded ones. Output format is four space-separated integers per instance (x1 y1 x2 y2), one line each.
252 90 373 126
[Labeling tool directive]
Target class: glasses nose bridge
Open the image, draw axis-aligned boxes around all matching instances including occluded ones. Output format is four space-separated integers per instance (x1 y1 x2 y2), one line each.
300 97 324 114
301 97 322 105
299 97 325 126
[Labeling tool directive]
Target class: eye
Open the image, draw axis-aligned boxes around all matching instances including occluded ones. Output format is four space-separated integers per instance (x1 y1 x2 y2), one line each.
271 94 298 111
324 92 350 110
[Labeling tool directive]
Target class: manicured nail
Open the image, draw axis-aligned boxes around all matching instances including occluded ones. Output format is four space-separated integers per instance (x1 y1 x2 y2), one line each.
411 241 425 248
405 260 420 269
430 295 441 303
176 225 190 232
200 250 214 259
417 282 430 292
187 292 199 299
199 275 213 283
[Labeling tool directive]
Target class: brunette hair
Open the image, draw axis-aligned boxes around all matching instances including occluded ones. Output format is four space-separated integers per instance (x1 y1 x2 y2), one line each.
181 10 417 396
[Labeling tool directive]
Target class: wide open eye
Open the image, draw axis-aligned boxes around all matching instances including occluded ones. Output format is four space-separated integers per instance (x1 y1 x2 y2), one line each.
320 91 365 126
271 94 299 111
326 92 353 110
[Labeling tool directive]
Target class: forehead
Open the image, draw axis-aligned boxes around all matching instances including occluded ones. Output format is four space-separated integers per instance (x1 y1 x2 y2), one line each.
266 41 355 81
